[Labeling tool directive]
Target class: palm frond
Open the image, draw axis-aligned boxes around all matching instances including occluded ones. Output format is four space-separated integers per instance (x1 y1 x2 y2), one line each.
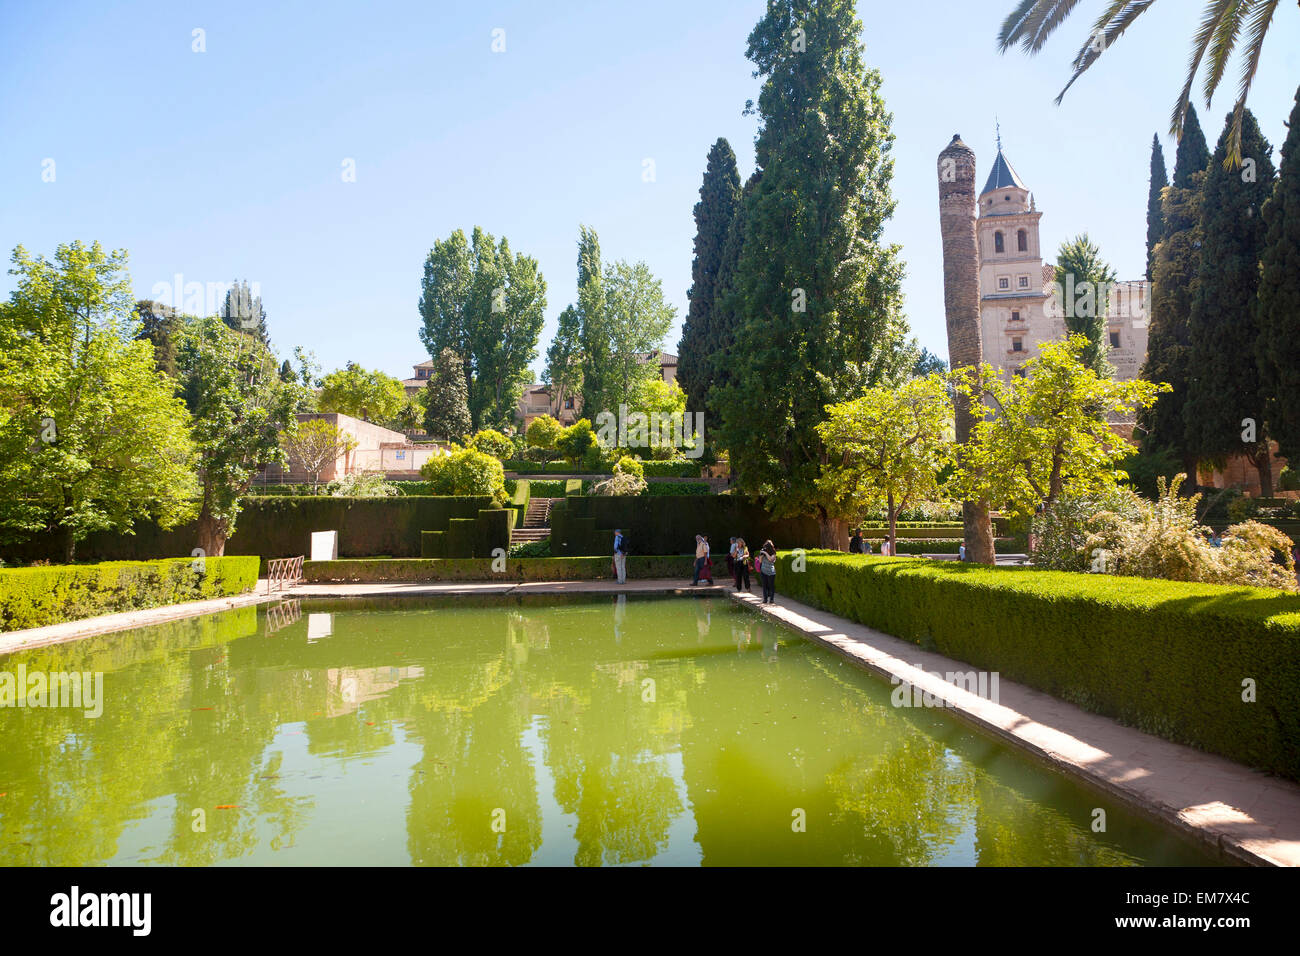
1170 0 1239 139
1053 1 1159 105
998 0 1089 54
1225 0 1281 167
1202 0 1251 109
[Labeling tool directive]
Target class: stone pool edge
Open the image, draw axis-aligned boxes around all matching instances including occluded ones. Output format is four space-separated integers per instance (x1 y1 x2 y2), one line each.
729 588 1300 868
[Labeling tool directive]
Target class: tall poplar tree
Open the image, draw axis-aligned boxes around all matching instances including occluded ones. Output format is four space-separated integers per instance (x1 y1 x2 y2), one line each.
220 279 269 345
575 225 609 417
1184 110 1277 495
715 0 910 547
1257 86 1300 462
1145 135 1168 281
418 227 547 431
677 138 741 416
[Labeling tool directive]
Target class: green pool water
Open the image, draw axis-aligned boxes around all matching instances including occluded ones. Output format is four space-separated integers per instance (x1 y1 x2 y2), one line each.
0 594 1222 866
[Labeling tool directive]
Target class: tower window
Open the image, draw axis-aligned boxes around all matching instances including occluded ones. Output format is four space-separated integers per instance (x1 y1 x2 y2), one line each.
994 231 1005 254
1018 275 1029 289
1109 331 1121 348
1011 310 1021 322
999 277 1010 290
1012 337 1023 352
1017 229 1028 252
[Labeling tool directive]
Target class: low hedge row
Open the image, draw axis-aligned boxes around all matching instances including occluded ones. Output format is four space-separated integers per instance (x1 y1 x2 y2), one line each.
302 554 731 583
0 556 259 632
524 480 567 498
501 460 704 478
642 482 711 496
866 538 1018 555
771 552 1300 781
420 508 515 558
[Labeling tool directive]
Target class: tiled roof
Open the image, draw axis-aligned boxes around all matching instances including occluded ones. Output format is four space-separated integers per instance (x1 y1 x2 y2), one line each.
981 150 1027 196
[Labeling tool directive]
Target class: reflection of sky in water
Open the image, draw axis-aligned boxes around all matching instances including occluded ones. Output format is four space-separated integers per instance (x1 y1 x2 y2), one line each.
0 595 1223 867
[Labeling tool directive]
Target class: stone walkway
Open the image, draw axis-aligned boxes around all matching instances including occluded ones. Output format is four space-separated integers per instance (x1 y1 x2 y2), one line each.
729 588 1300 867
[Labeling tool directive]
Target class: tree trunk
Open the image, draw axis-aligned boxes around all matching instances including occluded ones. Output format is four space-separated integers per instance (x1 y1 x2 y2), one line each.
887 492 897 556
1181 455 1199 496
63 527 76 564
196 509 228 558
816 508 847 551
1254 443 1274 499
963 500 995 565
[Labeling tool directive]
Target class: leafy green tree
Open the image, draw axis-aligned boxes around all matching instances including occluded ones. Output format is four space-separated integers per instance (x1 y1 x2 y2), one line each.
1052 234 1117 378
419 446 506 500
556 419 595 465
1139 121 1207 489
423 347 472 442
575 225 609 417
911 347 948 377
177 316 299 556
597 260 676 414
1257 85 1300 462
525 414 562 450
950 336 1166 520
816 375 953 546
0 242 198 561
1184 109 1277 495
318 362 407 427
280 419 357 490
713 0 911 547
677 138 742 416
997 2 1287 166
418 227 547 430
1145 134 1168 281
219 279 269 344
469 428 513 460
544 305 583 415
134 299 183 377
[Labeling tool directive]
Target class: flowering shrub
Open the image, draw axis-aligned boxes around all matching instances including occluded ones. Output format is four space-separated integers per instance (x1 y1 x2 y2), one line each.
331 471 399 497
590 472 647 496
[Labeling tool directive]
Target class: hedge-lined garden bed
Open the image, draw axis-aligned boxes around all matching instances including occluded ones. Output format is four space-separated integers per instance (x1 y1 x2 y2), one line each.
303 554 731 583
0 556 260 632
771 551 1300 781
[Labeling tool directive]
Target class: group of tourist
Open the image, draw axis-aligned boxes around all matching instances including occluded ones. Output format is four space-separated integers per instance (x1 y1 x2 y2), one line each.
848 529 896 555
610 529 779 603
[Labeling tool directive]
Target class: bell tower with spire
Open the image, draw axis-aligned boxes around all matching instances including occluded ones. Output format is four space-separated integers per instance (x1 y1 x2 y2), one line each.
976 134 1049 381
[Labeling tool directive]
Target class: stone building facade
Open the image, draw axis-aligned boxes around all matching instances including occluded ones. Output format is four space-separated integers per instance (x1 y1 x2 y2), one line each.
976 146 1149 385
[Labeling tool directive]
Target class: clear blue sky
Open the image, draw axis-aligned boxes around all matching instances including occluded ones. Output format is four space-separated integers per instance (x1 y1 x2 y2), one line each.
3 0 1298 382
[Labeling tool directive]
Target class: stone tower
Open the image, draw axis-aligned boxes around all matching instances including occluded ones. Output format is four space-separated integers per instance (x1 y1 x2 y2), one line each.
937 134 995 565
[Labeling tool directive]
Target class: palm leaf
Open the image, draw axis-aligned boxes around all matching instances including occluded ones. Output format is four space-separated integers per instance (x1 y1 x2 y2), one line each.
998 0 1089 54
1202 0 1251 109
1054 1 1159 105
1170 0 1239 139
1225 0 1281 167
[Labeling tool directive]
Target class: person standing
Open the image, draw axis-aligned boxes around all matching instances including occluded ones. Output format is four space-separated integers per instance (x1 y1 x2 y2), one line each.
958 541 966 562
727 537 737 578
613 528 627 584
849 529 863 554
733 537 751 592
692 534 709 585
758 540 777 604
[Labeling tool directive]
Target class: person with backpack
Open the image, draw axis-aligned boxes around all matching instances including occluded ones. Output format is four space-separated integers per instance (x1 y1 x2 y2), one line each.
758 540 777 604
612 528 628 584
733 537 751 592
849 529 863 554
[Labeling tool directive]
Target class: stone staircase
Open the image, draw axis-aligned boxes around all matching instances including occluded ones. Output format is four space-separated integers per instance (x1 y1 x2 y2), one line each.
511 497 557 545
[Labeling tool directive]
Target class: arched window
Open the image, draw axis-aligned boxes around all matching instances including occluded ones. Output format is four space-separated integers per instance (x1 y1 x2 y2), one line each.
1017 229 1028 252
994 231 1005 254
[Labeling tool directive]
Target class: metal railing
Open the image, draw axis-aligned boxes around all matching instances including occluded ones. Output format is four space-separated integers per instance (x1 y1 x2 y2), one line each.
266 555 304 594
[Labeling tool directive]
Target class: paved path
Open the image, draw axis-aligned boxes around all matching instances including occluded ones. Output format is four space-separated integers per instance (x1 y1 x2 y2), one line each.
729 588 1300 867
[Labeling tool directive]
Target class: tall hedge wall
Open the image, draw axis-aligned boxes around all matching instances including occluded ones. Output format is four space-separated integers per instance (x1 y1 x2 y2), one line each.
550 496 820 556
0 556 259 632
0 497 497 564
772 551 1300 781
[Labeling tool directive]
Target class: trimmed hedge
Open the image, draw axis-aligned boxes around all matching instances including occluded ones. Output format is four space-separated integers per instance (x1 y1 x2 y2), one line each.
302 554 731 583
639 461 704 478
771 551 1300 781
866 538 1018 555
501 460 704 479
0 556 259 632
525 480 567 497
642 482 711 496
550 495 820 557
0 496 497 564
564 479 584 496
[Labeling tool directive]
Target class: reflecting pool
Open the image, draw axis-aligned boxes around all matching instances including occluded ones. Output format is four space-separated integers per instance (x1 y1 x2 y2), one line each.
0 594 1222 866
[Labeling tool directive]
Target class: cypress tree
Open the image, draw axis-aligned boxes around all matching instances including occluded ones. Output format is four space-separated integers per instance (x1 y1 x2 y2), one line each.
1184 110 1277 495
714 0 910 547
706 170 760 424
220 279 269 345
1171 104 1210 188
423 347 472 442
1145 134 1168 281
133 299 182 378
575 225 608 417
1257 86 1300 462
677 138 741 417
